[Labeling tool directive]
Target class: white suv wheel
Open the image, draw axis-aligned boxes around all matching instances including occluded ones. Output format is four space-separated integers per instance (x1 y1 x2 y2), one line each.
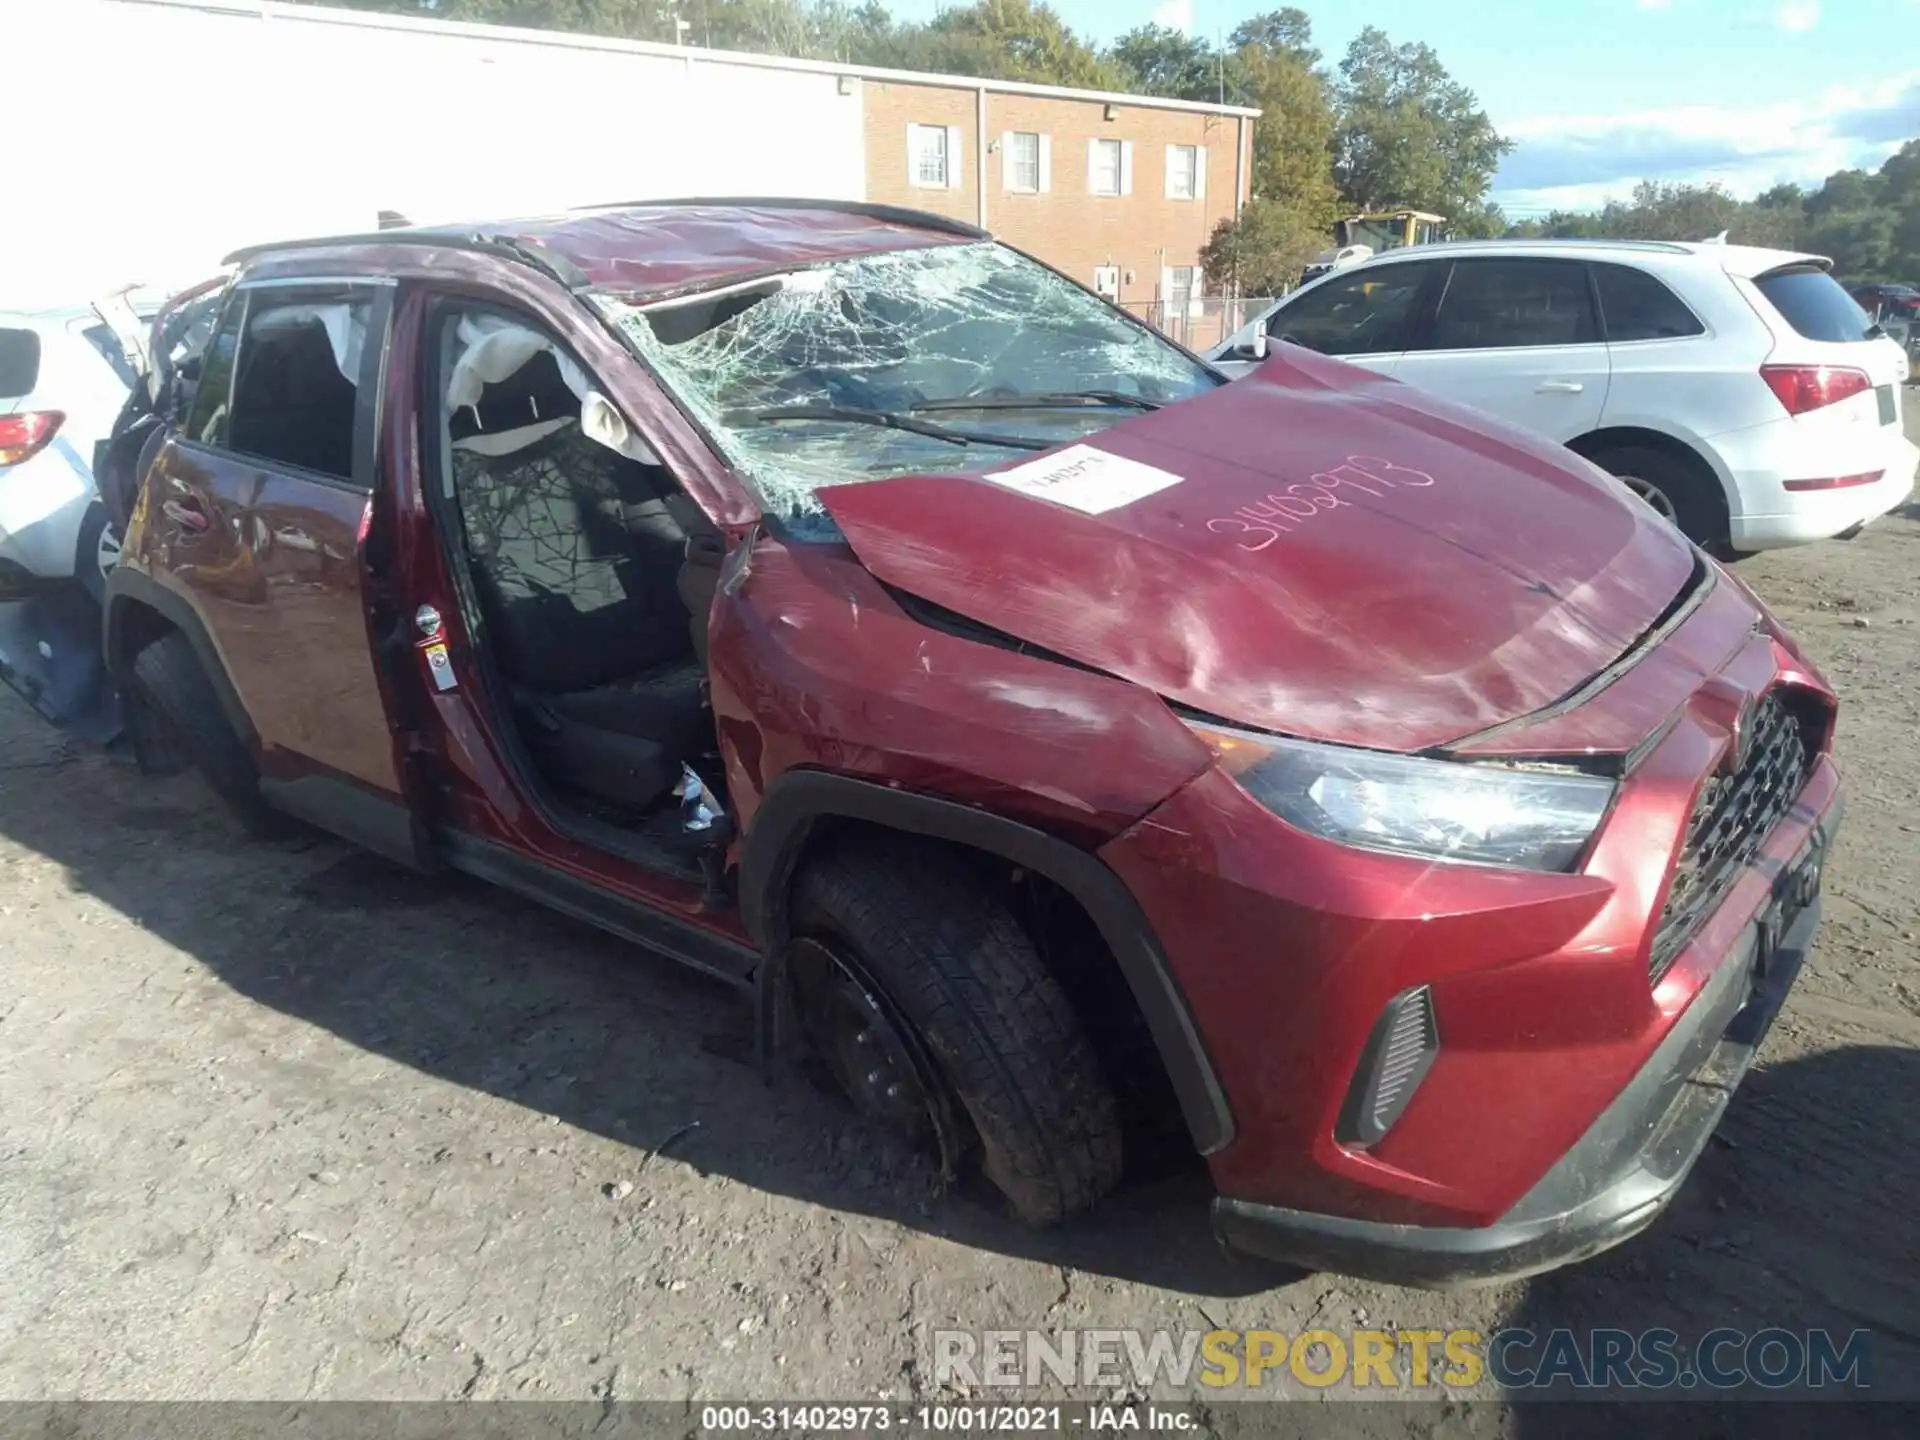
1620 475 1679 525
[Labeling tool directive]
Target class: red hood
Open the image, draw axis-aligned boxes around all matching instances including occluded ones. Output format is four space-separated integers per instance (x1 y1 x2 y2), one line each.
817 348 1699 753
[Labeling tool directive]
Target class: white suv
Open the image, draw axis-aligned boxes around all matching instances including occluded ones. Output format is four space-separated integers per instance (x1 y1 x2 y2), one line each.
0 304 144 599
1208 240 1917 551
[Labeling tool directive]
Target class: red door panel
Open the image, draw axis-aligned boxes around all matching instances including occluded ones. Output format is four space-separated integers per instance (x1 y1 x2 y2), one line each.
144 437 401 797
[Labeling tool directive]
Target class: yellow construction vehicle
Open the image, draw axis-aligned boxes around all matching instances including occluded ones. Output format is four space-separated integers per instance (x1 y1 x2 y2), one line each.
1298 211 1448 285
1335 210 1449 252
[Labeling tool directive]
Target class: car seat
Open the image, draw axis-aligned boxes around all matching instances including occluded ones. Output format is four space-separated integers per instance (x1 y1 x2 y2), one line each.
230 320 358 480
449 352 716 809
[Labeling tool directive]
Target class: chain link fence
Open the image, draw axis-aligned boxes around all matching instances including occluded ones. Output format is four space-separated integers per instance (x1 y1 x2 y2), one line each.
1123 296 1283 354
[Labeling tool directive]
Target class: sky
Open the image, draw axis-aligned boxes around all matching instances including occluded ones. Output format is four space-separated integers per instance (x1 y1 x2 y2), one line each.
886 0 1919 214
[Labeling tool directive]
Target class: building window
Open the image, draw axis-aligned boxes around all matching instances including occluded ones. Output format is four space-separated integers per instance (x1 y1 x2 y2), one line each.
1168 266 1196 318
1089 138 1124 196
1006 131 1041 192
1093 265 1120 299
1167 146 1197 200
909 123 954 189
1163 144 1206 200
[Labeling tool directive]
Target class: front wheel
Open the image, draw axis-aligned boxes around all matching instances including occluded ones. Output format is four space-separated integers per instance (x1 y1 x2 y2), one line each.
790 835 1124 1225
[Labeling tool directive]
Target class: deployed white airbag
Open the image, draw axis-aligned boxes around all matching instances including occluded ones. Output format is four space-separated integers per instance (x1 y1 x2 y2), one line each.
451 417 574 456
445 314 658 463
252 302 366 383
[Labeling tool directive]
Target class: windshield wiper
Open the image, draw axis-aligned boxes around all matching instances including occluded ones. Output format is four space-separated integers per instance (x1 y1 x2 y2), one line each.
746 404 1051 450
909 389 1162 413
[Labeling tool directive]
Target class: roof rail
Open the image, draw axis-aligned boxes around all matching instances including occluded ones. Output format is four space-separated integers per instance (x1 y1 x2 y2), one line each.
572 196 990 241
222 229 593 291
1422 237 1695 254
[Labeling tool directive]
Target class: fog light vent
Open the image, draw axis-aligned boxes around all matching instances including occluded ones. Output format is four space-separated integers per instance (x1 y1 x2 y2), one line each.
1339 986 1439 1147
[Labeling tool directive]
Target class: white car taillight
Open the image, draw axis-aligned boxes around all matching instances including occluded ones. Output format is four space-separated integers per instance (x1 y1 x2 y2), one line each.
0 410 64 466
1760 364 1871 416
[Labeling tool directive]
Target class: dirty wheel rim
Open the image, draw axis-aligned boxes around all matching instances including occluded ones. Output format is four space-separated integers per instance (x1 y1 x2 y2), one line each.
789 936 962 1176
96 523 121 580
1620 475 1678 525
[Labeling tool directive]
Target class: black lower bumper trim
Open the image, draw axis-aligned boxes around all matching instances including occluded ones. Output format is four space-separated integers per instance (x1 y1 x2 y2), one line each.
1215 806 1837 1289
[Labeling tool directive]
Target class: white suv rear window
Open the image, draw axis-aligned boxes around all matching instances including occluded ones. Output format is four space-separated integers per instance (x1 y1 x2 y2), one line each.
0 327 40 400
1754 266 1875 343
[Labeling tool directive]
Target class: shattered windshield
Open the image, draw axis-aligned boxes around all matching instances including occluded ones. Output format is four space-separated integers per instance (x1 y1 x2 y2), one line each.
596 242 1218 521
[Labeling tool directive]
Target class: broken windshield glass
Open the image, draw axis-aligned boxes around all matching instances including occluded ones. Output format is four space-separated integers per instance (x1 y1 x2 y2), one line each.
595 242 1218 520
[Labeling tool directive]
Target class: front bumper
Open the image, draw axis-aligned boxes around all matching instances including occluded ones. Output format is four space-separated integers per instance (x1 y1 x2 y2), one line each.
1213 801 1840 1288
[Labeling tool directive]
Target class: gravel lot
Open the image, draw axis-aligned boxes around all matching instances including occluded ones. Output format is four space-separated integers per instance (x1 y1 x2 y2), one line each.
2 417 1917 1411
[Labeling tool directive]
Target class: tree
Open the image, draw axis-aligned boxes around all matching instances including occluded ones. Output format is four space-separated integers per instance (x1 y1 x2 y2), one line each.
1199 199 1325 296
1332 27 1511 220
1804 207 1898 278
805 0 899 62
905 0 1125 89
1520 181 1804 250
1805 168 1883 219
1230 16 1341 230
1448 200 1508 239
1227 8 1317 68
1109 24 1221 102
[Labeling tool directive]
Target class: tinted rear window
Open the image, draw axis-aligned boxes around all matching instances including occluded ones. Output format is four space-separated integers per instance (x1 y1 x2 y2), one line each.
1754 266 1874 342
1594 264 1705 341
0 328 41 398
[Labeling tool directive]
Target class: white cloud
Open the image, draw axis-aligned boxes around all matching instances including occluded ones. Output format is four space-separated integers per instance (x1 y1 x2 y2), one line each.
1778 0 1821 30
1634 0 1673 9
1494 67 1917 213
1150 0 1195 32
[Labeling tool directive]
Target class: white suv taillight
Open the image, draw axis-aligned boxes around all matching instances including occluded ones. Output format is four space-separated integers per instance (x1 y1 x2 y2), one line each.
0 410 64 466
1760 364 1872 416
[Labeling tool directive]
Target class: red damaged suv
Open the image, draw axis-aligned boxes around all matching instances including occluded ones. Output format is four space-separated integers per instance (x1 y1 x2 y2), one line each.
101 201 1840 1286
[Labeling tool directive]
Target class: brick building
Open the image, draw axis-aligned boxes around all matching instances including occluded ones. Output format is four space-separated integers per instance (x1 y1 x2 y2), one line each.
859 77 1257 321
16 0 1258 323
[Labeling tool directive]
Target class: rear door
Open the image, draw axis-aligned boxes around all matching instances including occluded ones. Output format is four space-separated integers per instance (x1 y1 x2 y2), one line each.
1392 257 1611 442
140 276 422 861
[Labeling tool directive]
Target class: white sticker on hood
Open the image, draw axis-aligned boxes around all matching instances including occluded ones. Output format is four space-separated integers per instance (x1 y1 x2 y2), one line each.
982 444 1182 515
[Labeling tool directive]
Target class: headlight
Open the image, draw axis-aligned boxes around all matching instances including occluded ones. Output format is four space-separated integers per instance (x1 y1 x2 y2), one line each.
1192 722 1616 872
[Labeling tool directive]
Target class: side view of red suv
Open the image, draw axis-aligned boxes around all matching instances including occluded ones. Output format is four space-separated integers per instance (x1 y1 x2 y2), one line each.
103 200 1840 1285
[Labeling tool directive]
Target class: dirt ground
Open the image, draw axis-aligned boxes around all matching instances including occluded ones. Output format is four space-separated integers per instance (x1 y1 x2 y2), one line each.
2 428 1918 1414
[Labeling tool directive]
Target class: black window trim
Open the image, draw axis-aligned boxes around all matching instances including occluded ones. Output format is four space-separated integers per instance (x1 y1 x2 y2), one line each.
1407 256 1605 355
174 276 395 495
180 285 248 451
1587 260 1709 347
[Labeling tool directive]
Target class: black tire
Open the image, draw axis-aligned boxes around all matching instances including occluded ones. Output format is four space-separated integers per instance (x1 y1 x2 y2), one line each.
792 835 1124 1225
130 630 286 836
1588 443 1726 548
74 502 119 606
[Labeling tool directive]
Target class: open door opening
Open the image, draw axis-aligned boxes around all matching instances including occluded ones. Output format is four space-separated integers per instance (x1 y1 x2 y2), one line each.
421 306 732 891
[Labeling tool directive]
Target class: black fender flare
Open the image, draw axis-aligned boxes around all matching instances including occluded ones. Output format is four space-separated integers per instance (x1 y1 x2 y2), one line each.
738 769 1235 1156
103 566 258 750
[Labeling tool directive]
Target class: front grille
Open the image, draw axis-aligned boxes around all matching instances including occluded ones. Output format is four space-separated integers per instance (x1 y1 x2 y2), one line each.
1648 691 1812 983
